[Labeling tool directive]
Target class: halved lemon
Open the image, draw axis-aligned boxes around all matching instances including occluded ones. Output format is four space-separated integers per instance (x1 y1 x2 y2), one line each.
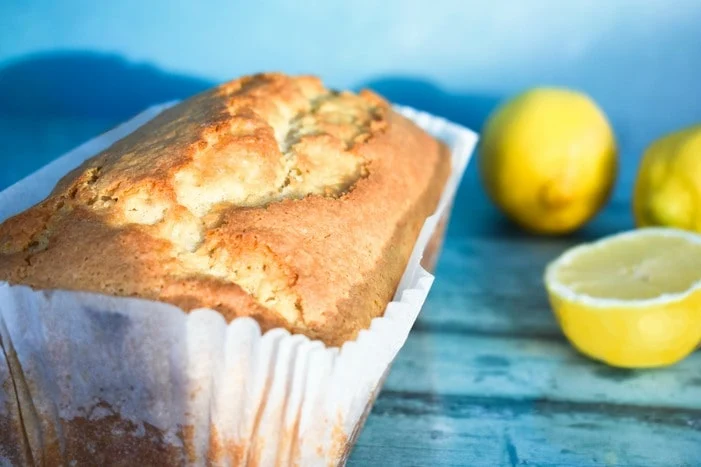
544 228 701 368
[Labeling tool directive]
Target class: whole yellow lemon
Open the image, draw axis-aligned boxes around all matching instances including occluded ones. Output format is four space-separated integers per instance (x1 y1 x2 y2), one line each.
634 124 701 231
479 88 618 234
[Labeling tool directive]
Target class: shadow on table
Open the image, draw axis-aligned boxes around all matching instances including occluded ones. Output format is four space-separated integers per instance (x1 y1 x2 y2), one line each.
0 52 215 189
0 51 213 119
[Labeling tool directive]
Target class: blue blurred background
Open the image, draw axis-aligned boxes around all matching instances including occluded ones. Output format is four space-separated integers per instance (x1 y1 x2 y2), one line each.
1 0 701 238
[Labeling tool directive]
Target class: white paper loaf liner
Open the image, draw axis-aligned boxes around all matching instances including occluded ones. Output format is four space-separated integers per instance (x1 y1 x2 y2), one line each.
0 103 477 466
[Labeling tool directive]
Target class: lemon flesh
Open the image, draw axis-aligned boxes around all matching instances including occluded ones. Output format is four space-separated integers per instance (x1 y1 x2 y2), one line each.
480 88 617 234
545 228 701 368
634 124 701 232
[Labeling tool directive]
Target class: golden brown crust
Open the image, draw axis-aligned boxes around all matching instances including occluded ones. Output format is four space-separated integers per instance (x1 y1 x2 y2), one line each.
0 73 450 346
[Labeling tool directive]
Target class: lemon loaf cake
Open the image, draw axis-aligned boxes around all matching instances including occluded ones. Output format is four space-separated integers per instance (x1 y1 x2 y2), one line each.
0 72 450 346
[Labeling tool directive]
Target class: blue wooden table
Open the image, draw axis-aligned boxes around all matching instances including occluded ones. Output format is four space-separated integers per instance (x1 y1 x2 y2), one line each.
345 153 701 465
3 1 701 464
2 112 700 467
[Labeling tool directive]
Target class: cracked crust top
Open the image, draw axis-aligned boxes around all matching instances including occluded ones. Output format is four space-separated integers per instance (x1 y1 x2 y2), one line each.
0 73 450 346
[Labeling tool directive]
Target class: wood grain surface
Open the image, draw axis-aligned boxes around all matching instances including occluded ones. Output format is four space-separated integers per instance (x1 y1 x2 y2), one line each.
349 174 701 466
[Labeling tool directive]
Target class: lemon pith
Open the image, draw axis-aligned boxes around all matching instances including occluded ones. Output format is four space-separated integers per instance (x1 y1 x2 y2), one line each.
480 88 617 234
544 228 701 368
